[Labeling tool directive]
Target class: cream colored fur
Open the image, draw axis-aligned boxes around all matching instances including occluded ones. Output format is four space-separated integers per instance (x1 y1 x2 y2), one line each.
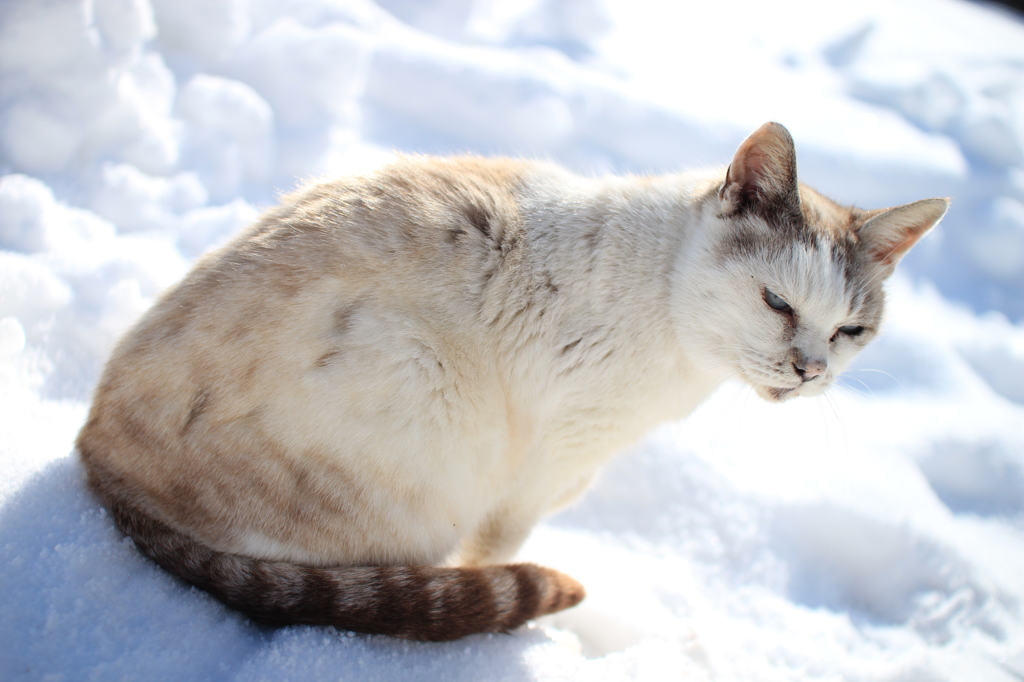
76 123 949 638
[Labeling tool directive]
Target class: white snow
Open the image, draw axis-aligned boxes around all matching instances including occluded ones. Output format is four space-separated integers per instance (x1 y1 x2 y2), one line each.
2 0 1023 679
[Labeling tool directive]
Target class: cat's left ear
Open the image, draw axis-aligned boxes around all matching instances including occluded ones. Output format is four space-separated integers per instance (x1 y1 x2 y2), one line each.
857 197 949 268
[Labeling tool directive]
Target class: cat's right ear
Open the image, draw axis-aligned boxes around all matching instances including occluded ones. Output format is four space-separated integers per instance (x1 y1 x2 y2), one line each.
718 122 800 219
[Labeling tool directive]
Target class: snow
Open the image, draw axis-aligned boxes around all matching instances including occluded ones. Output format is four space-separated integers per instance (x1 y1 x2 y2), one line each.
1 0 1023 678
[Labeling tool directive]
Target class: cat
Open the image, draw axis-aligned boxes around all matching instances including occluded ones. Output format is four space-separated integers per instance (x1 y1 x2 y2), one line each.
76 122 948 641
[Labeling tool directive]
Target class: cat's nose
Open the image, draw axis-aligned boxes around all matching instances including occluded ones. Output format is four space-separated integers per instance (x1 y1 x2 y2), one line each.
794 359 826 381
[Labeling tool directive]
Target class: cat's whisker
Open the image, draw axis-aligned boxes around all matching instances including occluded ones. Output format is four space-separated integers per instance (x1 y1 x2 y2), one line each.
696 356 746 372
837 373 878 399
833 381 867 400
709 369 742 388
731 383 757 452
822 392 852 460
846 367 907 393
814 393 828 450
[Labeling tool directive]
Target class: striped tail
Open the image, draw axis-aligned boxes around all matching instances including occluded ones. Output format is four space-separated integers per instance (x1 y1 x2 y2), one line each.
103 494 585 641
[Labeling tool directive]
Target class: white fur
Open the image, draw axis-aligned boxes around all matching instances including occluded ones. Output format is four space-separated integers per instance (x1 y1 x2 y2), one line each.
79 124 947 576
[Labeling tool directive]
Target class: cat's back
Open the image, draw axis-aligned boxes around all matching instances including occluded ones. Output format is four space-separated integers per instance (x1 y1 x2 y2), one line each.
105 155 535 368
185 155 533 307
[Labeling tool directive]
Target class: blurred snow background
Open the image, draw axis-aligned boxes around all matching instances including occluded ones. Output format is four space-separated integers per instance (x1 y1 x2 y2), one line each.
2 0 1024 679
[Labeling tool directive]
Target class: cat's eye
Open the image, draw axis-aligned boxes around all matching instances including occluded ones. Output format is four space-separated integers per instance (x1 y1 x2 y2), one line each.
763 288 792 313
831 325 865 342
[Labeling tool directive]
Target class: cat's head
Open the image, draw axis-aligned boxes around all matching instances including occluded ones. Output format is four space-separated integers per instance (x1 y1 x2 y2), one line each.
676 122 949 402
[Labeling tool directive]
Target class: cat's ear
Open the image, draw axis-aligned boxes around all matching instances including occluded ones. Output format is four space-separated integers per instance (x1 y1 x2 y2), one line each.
857 198 949 268
719 122 800 217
